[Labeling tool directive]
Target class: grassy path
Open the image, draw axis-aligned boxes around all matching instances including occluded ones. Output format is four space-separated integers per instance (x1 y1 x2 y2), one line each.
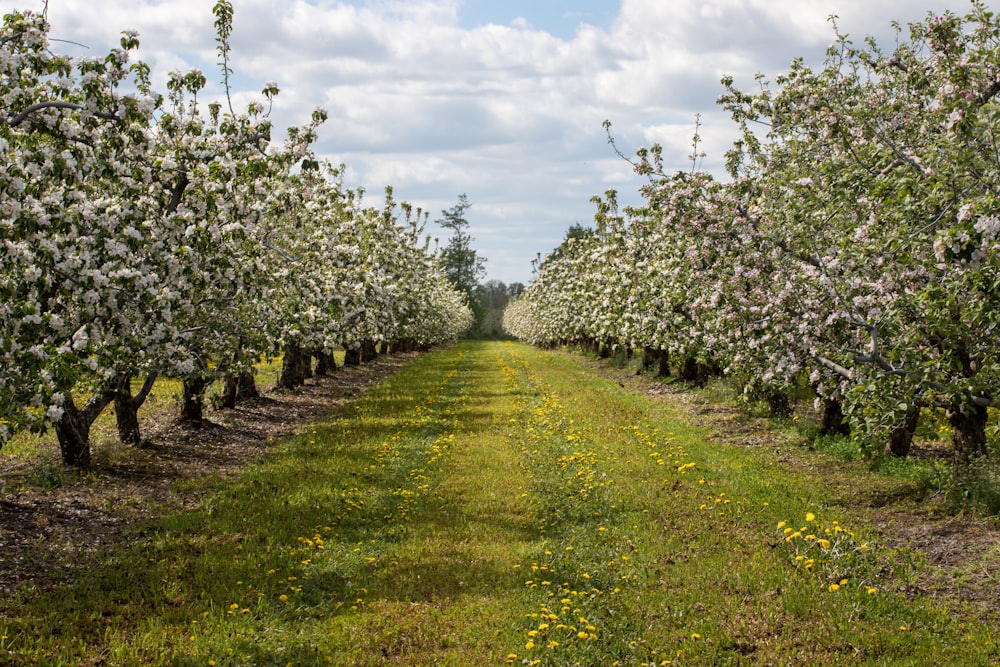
2 341 998 665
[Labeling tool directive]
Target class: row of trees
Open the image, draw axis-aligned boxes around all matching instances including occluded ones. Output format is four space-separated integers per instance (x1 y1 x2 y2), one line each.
0 4 472 466
505 2 999 471
434 194 523 337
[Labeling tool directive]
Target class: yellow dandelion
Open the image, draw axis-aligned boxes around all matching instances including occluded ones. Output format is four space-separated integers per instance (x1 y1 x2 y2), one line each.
578 631 589 639
805 512 816 522
866 586 878 595
525 640 535 650
828 583 840 593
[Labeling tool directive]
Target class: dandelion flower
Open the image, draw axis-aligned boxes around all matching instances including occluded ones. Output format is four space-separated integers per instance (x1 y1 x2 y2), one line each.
828 583 840 592
525 641 535 650
806 512 816 522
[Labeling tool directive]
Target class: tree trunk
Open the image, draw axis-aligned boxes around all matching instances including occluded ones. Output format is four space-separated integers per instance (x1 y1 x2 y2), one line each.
278 343 307 389
220 375 239 409
221 370 260 408
56 390 115 467
114 372 157 445
699 361 722 384
238 371 259 400
641 346 656 372
56 399 91 467
315 350 338 375
680 357 699 382
948 402 989 465
301 351 314 380
180 375 208 422
344 346 361 366
656 350 670 378
360 339 377 363
885 407 919 457
764 389 792 419
818 397 850 436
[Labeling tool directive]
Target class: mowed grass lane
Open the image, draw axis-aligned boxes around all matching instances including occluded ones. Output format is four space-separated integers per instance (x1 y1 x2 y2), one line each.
1 341 997 665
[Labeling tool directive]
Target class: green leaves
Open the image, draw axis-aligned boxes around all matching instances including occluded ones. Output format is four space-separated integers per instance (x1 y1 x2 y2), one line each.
511 3 1000 464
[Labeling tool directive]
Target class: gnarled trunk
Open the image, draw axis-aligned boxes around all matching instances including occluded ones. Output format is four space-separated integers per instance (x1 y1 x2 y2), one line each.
680 357 699 382
315 350 338 375
278 343 308 389
641 346 657 372
948 402 989 465
818 397 850 436
114 372 157 445
344 346 361 366
764 389 792 419
180 375 208 422
219 371 257 408
56 390 115 467
657 350 670 378
360 339 377 363
237 371 259 399
885 407 919 457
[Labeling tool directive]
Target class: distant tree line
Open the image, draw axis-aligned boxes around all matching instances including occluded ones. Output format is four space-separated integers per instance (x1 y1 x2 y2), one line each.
435 195 524 338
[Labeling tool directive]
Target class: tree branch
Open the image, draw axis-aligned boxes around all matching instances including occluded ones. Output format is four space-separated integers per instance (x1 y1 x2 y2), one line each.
977 79 1000 107
0 100 120 127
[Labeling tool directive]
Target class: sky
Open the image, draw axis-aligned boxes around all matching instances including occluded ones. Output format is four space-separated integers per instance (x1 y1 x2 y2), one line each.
34 0 977 285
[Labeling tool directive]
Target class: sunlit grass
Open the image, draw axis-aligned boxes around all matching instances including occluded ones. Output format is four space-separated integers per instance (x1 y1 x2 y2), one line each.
1 342 997 665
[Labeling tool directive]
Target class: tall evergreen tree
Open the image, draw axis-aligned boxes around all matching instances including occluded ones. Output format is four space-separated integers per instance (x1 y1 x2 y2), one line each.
436 194 486 328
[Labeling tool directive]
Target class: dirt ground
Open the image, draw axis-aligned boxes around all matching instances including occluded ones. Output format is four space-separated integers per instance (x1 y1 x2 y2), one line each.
0 352 417 598
2 348 998 619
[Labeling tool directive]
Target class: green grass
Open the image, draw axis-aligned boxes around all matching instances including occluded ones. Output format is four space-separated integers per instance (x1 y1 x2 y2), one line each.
1 342 997 665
